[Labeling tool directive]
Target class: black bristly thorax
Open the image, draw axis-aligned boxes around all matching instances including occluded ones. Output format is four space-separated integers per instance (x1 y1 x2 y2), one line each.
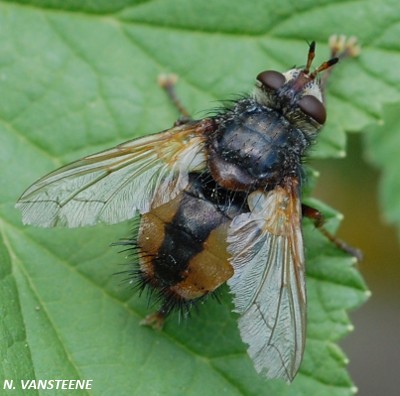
207 98 311 192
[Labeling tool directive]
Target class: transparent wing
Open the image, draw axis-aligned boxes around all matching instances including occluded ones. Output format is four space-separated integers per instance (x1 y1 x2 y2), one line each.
16 120 212 228
227 177 306 382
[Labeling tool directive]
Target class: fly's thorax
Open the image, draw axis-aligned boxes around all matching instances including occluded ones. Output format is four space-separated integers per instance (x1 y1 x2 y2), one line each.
207 99 311 191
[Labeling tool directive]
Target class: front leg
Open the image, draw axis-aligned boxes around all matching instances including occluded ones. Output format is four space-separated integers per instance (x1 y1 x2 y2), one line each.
158 73 192 125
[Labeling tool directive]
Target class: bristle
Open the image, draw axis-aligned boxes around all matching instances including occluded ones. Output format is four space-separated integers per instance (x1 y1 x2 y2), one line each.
112 229 212 319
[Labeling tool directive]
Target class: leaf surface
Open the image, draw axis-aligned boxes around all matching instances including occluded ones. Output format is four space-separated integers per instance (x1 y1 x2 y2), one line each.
2 0 390 394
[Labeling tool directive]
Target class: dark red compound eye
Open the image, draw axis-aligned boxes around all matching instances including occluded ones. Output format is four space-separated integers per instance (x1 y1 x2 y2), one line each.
298 95 326 124
256 70 286 90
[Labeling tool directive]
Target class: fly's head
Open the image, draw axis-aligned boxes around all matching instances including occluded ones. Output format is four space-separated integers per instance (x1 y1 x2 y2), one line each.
254 41 338 138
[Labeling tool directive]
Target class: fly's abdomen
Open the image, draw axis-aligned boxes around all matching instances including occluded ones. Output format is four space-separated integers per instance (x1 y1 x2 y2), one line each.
137 182 234 311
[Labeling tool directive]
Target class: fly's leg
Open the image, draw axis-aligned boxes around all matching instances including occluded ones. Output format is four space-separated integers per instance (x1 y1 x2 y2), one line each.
302 204 363 261
158 74 192 125
140 303 171 330
320 35 361 95
329 35 361 60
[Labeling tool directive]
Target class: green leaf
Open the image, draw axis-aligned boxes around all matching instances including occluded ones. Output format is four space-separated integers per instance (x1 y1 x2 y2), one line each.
365 102 400 236
2 0 391 394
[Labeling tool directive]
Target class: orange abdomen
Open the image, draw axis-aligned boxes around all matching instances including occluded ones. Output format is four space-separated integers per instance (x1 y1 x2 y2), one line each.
138 190 233 302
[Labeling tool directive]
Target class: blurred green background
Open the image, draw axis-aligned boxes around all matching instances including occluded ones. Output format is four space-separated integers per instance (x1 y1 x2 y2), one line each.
312 133 400 396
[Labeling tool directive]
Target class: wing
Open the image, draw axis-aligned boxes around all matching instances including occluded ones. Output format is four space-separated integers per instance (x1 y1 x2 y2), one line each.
16 119 213 228
227 177 306 382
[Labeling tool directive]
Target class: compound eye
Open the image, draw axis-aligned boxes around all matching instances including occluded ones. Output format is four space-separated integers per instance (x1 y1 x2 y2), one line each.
298 95 326 124
256 70 286 90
